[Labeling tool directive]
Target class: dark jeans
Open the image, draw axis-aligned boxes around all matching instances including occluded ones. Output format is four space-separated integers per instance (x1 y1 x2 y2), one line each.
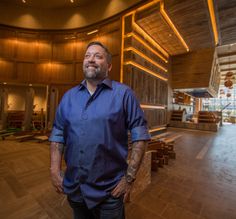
68 196 125 219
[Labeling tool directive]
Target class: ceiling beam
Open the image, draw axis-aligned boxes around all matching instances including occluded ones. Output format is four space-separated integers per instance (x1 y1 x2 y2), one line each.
221 72 236 76
220 67 236 72
218 51 236 58
219 61 236 66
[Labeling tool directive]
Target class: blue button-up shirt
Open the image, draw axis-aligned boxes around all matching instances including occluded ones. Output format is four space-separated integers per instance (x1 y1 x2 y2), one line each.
49 78 150 209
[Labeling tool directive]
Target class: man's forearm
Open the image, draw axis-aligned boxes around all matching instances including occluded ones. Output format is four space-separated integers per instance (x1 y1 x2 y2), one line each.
50 142 64 173
126 140 147 180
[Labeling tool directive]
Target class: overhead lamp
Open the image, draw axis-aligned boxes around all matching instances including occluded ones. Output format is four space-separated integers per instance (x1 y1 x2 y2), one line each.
22 0 26 3
70 0 74 3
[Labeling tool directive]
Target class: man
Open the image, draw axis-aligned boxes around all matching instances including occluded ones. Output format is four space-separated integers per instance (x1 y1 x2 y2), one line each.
49 41 150 219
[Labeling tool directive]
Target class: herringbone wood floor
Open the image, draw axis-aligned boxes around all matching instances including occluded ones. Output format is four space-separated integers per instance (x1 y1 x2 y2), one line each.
1 125 236 219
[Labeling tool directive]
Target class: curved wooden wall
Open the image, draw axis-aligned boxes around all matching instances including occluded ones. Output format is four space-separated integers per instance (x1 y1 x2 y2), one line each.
0 19 121 99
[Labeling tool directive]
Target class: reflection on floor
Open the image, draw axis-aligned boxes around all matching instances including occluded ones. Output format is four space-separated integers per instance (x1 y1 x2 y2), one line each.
1 125 236 219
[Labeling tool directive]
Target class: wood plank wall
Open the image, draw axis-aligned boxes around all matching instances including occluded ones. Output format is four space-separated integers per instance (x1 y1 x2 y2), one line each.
0 19 121 99
172 48 215 89
121 14 170 130
1 9 171 130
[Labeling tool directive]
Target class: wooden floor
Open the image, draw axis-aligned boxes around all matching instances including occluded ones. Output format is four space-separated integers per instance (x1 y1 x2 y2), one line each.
1 124 236 219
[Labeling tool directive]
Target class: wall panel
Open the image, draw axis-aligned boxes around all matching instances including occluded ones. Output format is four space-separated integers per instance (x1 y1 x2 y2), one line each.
0 18 121 86
0 60 14 80
16 39 37 61
52 42 75 61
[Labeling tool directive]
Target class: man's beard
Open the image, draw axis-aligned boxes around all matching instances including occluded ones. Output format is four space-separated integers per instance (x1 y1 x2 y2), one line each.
83 65 107 80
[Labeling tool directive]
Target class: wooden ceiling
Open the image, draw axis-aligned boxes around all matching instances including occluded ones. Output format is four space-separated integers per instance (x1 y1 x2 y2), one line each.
0 0 95 9
135 0 236 85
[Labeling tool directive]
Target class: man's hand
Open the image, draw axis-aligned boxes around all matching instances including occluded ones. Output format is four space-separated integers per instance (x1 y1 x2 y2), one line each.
111 176 133 202
50 169 63 193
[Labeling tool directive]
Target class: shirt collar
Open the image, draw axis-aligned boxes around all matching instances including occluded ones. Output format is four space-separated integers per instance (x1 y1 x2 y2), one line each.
78 78 112 90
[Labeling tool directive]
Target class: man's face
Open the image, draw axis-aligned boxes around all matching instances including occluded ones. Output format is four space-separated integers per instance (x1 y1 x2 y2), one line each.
83 45 112 80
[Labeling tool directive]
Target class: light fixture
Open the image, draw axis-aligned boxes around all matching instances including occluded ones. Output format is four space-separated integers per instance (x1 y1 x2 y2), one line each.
141 104 166 109
124 61 168 81
87 29 99 35
224 80 233 88
124 47 168 72
149 126 166 133
207 0 219 45
22 0 26 3
70 0 74 3
3 82 7 85
160 1 189 52
124 33 168 63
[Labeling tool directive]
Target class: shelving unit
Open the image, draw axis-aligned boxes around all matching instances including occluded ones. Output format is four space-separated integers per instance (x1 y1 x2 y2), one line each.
170 110 184 122
198 111 217 123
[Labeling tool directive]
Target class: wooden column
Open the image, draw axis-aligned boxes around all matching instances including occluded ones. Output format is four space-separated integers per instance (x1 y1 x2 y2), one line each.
22 88 35 131
48 87 58 129
0 88 8 130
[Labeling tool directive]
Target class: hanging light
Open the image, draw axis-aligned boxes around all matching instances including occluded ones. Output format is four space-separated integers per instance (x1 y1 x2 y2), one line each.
224 79 233 88
226 71 233 78
220 89 225 94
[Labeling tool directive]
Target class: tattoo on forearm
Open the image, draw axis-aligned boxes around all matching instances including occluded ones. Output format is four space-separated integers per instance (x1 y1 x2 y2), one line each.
127 141 147 178
50 142 64 154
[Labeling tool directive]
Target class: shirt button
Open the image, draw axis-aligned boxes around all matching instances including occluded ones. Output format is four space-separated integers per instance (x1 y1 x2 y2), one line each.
82 112 88 120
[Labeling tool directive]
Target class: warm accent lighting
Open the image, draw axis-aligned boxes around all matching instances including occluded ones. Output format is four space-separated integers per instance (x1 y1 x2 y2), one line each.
3 82 7 85
160 1 189 52
132 17 169 58
87 29 99 35
22 0 26 3
141 104 166 109
149 126 166 133
207 0 219 45
124 47 168 72
124 61 168 81
29 84 32 87
125 33 168 63
70 0 74 3
120 15 125 83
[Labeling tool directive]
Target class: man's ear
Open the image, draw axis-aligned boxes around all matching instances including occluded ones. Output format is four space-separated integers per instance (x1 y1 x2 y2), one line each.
108 63 112 72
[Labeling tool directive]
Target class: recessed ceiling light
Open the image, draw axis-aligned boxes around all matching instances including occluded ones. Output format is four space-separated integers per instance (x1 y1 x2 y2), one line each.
70 0 74 3
22 0 26 3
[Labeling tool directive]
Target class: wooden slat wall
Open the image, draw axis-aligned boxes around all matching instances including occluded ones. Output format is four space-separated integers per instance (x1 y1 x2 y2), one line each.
0 19 121 90
122 14 170 130
172 48 215 89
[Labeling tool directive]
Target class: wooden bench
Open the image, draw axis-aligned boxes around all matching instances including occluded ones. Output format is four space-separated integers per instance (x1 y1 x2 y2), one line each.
15 134 35 142
0 132 15 140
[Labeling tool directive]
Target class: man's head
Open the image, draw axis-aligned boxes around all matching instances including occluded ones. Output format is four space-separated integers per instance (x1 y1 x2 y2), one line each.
83 41 112 81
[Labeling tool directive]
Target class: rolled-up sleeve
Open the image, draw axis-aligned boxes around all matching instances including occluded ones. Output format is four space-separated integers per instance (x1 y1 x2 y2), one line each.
49 99 66 144
124 89 151 143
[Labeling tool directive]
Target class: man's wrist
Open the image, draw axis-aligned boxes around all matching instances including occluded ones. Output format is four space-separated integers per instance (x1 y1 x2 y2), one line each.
125 174 136 184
